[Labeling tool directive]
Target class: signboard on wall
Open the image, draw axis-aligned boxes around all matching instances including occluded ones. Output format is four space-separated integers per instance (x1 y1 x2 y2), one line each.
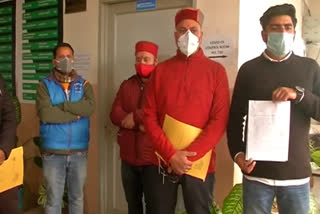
303 16 320 42
136 0 156 11
202 36 234 66
22 0 63 102
0 0 15 95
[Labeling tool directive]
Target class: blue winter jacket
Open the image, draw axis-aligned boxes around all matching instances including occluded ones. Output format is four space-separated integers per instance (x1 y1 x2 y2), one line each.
40 77 90 151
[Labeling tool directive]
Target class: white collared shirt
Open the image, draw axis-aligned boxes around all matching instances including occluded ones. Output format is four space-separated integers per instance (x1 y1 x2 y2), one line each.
263 50 292 62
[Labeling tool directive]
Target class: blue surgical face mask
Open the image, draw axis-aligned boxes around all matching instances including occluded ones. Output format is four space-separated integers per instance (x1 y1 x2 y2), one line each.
266 32 294 58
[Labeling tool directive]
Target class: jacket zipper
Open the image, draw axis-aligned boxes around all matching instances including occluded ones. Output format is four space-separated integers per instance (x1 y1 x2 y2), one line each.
184 57 190 96
67 83 72 150
58 82 72 150
135 77 144 162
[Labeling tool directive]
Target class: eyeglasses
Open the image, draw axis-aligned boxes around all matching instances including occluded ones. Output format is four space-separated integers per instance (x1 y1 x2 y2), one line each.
158 158 179 184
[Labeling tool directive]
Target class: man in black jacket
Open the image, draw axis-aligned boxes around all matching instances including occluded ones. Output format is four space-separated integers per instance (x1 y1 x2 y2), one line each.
0 76 18 214
227 4 320 214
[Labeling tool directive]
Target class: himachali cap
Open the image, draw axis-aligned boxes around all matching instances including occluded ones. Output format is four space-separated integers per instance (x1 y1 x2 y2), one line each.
175 8 204 26
135 41 158 57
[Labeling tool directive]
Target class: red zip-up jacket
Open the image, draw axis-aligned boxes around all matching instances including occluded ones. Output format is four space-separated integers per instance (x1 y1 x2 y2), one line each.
143 48 230 173
110 75 153 166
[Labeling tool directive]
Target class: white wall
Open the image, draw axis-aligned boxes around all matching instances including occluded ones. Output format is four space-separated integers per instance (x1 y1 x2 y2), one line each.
63 0 99 84
304 0 320 65
195 0 240 206
63 1 100 214
196 0 239 87
306 0 320 16
238 0 305 69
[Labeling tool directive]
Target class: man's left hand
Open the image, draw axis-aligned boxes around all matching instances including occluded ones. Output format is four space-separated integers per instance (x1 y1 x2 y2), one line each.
121 112 135 129
272 87 296 101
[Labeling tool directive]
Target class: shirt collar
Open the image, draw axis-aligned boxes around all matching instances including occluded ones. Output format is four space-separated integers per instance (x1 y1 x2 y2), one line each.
263 50 292 62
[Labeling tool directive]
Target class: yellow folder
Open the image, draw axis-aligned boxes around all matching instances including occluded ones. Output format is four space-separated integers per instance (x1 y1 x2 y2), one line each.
0 147 24 193
159 114 212 181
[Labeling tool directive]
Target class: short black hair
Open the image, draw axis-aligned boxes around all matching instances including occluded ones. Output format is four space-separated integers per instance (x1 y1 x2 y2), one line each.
53 42 74 58
260 4 297 30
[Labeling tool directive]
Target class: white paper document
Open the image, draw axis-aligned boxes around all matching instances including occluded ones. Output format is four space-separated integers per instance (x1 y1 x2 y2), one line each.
246 101 290 162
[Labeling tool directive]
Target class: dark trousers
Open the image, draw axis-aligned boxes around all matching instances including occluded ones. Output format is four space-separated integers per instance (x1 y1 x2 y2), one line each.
121 161 146 214
143 165 215 214
0 187 20 214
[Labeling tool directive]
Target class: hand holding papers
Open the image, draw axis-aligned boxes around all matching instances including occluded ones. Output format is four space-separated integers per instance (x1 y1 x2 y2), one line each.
246 101 290 162
160 114 211 181
0 147 24 193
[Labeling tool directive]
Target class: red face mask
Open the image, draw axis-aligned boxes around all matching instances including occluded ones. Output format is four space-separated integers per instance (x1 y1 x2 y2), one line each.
135 64 155 78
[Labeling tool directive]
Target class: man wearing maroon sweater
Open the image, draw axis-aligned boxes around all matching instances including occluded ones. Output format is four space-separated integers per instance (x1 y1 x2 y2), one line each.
143 8 230 214
110 41 158 214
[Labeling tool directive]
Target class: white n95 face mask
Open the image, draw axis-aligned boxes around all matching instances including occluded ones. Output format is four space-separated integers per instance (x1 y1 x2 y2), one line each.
177 30 199 57
267 32 294 58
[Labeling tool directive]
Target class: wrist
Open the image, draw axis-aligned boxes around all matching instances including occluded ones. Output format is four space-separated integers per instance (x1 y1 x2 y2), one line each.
235 152 246 167
294 86 305 104
0 149 6 161
168 150 178 164
234 152 244 162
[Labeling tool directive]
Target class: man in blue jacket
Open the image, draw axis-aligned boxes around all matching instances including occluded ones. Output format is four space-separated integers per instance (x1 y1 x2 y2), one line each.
36 42 95 214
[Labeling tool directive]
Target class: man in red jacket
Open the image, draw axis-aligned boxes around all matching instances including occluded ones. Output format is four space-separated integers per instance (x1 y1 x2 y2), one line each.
110 41 158 214
143 8 230 214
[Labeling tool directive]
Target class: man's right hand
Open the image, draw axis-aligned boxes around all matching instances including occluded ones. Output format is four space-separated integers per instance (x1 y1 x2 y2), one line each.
169 151 197 175
0 149 5 165
235 152 256 174
139 124 145 132
272 87 297 101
